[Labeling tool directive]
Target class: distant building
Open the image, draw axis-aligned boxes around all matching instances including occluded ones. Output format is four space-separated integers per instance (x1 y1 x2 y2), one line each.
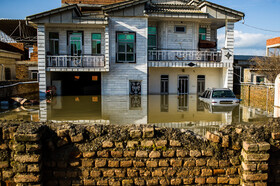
266 37 280 56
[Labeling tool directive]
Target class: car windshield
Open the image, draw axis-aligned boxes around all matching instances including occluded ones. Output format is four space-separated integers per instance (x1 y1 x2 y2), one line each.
212 90 235 98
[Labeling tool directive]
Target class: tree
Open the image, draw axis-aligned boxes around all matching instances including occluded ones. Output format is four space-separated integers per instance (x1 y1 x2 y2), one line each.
251 53 280 82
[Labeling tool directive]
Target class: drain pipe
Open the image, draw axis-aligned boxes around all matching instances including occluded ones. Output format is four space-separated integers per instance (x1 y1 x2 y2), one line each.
0 64 4 81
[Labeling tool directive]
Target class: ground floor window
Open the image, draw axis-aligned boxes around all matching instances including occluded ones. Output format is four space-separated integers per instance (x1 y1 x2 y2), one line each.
130 80 141 95
160 75 169 94
5 68 11 80
178 75 189 94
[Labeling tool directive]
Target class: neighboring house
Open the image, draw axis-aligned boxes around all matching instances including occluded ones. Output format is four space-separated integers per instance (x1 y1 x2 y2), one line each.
26 0 244 97
266 37 280 56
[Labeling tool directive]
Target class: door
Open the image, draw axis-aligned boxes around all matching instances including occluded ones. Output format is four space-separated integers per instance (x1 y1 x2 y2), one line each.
52 80 62 96
178 76 189 94
69 33 82 56
197 75 205 95
160 75 169 94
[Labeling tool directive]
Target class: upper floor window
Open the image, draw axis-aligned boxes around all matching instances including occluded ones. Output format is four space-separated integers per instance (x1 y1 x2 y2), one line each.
148 27 157 50
117 32 136 63
68 32 83 56
92 33 101 55
49 32 59 55
175 26 186 33
199 28 206 40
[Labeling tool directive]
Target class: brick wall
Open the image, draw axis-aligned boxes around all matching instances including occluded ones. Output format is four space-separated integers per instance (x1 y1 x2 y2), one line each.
241 84 274 113
16 64 29 80
62 0 125 5
0 121 279 185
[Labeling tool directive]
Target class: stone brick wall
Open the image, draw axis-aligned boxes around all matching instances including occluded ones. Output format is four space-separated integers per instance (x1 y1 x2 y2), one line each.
0 121 279 185
241 84 274 113
16 64 29 80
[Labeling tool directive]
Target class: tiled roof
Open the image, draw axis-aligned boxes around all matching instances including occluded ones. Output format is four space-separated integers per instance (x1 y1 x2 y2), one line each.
0 41 25 54
146 8 203 14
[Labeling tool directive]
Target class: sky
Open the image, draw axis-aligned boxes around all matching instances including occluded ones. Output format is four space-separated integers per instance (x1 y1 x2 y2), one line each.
0 0 279 56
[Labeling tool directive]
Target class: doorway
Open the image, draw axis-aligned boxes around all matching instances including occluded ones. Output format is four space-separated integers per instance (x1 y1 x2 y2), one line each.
178 75 189 94
197 75 205 95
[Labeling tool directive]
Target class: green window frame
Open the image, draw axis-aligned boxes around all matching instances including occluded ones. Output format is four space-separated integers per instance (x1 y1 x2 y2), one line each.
92 33 101 55
117 32 136 63
148 26 157 50
49 32 59 55
199 28 206 40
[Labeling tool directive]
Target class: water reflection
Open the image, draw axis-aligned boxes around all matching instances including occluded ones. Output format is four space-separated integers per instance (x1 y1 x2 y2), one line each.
0 94 273 136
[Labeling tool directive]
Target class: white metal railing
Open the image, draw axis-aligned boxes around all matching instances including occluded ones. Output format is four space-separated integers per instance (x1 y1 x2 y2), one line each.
148 49 222 62
47 55 105 67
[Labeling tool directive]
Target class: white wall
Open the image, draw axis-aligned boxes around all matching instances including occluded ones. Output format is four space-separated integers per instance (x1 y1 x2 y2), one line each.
149 67 223 94
102 17 148 95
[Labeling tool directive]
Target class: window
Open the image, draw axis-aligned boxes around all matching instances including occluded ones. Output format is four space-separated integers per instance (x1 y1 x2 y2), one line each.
130 80 141 95
49 32 59 55
148 27 157 50
31 70 38 80
69 32 83 56
161 75 169 94
4 68 11 80
256 76 265 84
175 26 186 33
92 33 101 54
199 28 206 40
117 32 136 63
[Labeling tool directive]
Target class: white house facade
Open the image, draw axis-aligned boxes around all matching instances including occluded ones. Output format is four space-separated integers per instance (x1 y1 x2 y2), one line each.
26 0 244 97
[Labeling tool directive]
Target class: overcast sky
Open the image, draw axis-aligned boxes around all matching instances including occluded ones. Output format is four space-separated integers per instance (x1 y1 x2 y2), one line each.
0 0 279 56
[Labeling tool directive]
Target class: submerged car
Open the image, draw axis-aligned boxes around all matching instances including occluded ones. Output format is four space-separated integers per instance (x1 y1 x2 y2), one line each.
199 88 240 106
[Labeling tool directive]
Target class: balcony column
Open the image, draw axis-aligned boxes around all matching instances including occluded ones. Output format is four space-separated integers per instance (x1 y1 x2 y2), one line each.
104 26 109 71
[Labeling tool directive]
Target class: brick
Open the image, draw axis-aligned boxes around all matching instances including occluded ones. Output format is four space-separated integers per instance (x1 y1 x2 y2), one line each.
127 169 138 177
12 143 25 152
124 151 135 157
130 130 142 138
103 169 115 177
146 178 158 186
27 164 41 172
12 162 26 172
115 142 123 148
170 140 181 147
189 168 200 176
176 150 187 157
255 182 267 186
243 141 258 152
14 174 41 183
159 179 169 186
217 177 229 184
170 178 181 185
155 140 167 147
170 159 182 167
82 159 94 167
141 140 154 147
166 168 177 177
206 177 217 184
183 159 195 167
83 152 96 158
143 128 154 138
196 159 206 166
195 177 205 184
14 154 41 163
222 135 230 147
0 161 9 168
70 133 83 142
202 149 214 156
102 141 114 148
152 169 163 177
84 179 95 185
97 180 108 186
121 160 133 167
57 129 69 137
230 156 240 166
229 177 240 185
272 132 280 140
213 169 225 175
2 170 14 179
108 160 119 168
243 173 268 181
149 151 161 158
219 160 230 167
97 150 109 158
95 159 107 167
111 150 122 158
183 178 194 185
139 169 151 177
122 179 133 186
201 169 212 176
91 170 101 178
206 132 220 143
257 163 268 171
115 169 126 177
127 141 139 148
226 167 237 175
136 151 148 158
207 159 219 167
134 178 145 186
159 160 169 167
258 142 270 151
241 150 270 161
162 150 175 157
133 161 145 167
26 144 41 152
190 150 201 157
82 170 89 178
14 133 40 142
146 161 158 168
236 128 243 134
177 170 188 177
242 162 256 171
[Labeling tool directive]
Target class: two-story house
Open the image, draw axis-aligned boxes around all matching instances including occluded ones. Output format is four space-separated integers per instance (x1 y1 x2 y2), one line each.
26 0 244 97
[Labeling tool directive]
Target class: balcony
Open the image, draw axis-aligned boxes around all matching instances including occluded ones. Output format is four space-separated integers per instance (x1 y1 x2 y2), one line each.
148 50 222 62
46 55 108 72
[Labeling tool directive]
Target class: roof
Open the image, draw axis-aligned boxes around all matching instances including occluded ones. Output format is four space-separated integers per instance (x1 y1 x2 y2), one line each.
0 19 37 43
26 4 82 21
267 37 280 47
0 41 25 54
103 0 148 12
145 3 204 14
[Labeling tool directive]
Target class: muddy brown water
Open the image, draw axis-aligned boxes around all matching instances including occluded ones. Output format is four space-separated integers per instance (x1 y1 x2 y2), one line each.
0 95 273 136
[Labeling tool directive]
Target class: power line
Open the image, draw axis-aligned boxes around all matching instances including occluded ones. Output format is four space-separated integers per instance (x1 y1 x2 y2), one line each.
238 21 280 33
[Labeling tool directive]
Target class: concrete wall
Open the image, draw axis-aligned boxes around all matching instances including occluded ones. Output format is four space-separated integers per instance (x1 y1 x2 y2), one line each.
102 17 148 95
149 67 223 94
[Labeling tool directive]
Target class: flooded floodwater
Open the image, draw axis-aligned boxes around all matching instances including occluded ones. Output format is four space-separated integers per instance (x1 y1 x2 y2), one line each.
0 95 273 136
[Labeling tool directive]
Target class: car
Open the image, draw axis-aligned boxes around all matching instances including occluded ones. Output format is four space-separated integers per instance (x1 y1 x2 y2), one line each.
199 88 240 106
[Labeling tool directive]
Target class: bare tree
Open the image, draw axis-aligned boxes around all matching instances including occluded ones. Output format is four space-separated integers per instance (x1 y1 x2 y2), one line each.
251 53 280 82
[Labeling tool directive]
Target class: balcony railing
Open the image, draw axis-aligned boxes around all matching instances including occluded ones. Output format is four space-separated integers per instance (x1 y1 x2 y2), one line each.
47 55 105 67
148 50 222 62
